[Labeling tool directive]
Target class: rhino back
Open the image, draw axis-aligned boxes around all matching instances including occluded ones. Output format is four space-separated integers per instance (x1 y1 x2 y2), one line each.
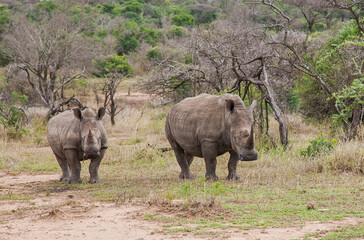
166 94 227 155
46 110 81 154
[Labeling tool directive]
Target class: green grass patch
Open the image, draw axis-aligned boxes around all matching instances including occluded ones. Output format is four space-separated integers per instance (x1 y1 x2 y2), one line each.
0 192 32 200
303 222 364 240
169 227 194 233
123 137 145 145
0 151 58 172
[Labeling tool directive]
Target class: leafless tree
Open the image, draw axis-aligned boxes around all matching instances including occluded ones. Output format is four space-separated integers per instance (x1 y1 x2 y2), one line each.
2 12 101 118
141 11 290 146
101 73 125 126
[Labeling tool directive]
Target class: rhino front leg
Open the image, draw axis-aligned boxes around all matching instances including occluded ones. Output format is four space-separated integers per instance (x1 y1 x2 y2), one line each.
89 148 106 184
202 143 218 181
65 150 82 184
55 154 70 182
227 151 240 180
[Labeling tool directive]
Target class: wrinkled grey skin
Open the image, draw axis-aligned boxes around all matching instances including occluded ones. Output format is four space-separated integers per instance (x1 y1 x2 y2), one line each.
165 94 258 180
46 107 108 184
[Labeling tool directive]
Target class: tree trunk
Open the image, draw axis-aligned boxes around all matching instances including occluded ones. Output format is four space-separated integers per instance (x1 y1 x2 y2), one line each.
265 99 269 135
110 99 116 126
258 97 264 133
262 64 288 146
349 104 363 140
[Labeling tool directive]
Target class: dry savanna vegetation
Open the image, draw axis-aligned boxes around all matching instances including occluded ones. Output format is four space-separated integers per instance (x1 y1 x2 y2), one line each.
0 0 363 239
0 85 363 239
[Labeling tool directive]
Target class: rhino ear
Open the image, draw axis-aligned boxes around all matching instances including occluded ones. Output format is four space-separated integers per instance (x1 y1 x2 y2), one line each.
97 107 106 120
73 108 82 121
226 99 235 113
249 99 257 112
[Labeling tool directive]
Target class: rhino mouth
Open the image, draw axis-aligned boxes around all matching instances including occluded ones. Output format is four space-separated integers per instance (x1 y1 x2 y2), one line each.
83 151 101 159
239 150 258 161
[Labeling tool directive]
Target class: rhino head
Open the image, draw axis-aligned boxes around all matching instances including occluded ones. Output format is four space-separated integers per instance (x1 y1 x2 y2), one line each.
225 98 258 161
73 107 106 159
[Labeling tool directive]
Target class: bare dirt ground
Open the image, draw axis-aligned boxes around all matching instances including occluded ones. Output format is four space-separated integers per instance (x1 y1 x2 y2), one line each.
1 93 363 239
0 172 362 240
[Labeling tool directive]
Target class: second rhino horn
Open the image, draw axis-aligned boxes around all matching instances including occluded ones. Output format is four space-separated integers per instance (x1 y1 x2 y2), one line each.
87 129 95 144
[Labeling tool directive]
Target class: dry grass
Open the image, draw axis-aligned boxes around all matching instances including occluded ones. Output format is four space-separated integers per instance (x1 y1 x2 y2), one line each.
0 99 363 229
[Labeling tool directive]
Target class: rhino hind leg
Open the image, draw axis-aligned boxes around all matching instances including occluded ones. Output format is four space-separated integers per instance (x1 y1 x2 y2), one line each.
226 152 240 180
54 154 70 182
171 144 193 179
64 150 82 184
89 148 105 184
178 152 194 179
166 127 193 179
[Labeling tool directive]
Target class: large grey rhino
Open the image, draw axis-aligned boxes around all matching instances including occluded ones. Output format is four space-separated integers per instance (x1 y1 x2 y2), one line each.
165 94 258 180
46 107 108 184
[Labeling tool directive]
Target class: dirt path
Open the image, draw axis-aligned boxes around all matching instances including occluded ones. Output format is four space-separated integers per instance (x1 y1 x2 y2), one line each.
0 173 363 240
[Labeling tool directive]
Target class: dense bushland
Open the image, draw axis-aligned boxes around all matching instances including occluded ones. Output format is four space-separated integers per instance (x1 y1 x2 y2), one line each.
0 0 362 145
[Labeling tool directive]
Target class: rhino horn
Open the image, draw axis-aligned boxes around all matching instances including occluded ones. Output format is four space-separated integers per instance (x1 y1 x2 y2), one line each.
247 125 254 149
87 129 95 144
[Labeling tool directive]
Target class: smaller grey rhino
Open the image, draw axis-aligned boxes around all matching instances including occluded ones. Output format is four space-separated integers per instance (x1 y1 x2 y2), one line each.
165 94 258 180
46 107 108 184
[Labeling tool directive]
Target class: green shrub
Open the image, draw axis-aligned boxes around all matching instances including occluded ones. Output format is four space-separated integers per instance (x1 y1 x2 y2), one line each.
172 13 195 26
190 6 217 25
126 20 138 30
94 54 133 77
96 29 108 40
330 63 364 127
122 0 143 14
286 88 299 112
168 25 185 38
117 34 140 54
312 22 327 32
98 3 114 14
0 6 10 34
27 1 60 21
296 75 336 120
140 26 162 46
301 134 337 157
147 47 163 62
0 92 28 139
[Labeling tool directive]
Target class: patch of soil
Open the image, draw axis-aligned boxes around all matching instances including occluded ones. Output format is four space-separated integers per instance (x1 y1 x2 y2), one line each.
116 92 155 109
0 172 363 240
0 172 58 186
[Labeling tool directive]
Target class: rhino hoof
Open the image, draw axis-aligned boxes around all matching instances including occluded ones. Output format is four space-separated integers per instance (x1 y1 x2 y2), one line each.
89 178 102 184
68 179 82 184
179 172 194 179
60 177 70 182
226 174 241 181
205 175 219 181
